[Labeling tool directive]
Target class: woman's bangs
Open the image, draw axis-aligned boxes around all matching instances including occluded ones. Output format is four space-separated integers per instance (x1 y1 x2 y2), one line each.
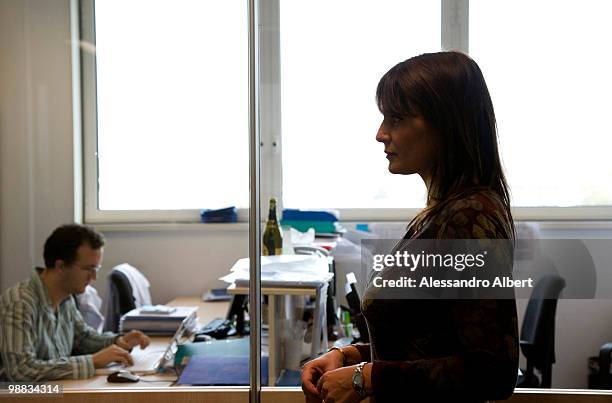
376 70 407 118
376 67 420 119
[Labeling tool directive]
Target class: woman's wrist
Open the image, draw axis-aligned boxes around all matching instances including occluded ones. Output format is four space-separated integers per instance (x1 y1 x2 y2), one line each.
342 345 364 366
328 347 346 366
328 345 363 366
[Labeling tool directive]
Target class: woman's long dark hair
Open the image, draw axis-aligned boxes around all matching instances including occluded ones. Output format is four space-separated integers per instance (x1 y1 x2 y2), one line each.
376 51 514 239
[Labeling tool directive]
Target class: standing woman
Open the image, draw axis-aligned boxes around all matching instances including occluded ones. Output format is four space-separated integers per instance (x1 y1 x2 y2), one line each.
301 51 518 402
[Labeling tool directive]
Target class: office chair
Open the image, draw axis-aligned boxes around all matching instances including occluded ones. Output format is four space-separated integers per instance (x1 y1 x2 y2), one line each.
589 340 612 389
517 273 566 388
104 263 154 332
592 343 612 389
104 270 136 332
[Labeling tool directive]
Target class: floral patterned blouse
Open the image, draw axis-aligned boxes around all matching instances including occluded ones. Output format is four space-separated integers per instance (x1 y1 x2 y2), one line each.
356 187 519 402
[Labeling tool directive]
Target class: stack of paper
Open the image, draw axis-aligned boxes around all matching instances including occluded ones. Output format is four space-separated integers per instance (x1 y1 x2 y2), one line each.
220 255 333 288
119 306 198 336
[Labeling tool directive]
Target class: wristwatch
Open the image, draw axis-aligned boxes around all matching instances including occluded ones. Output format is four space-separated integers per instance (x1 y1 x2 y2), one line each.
352 361 368 398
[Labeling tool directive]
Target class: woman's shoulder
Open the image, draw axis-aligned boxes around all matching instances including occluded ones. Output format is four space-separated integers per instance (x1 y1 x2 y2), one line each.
442 187 506 217
429 187 513 239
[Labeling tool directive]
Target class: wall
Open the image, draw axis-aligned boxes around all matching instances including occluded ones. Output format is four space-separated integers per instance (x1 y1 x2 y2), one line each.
0 0 76 290
99 227 248 304
1 0 612 390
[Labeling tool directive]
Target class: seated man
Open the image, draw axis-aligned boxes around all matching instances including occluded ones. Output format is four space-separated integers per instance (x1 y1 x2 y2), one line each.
0 224 150 381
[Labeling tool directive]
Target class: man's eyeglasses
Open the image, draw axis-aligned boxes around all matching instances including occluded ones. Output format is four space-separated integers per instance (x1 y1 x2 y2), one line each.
73 264 102 274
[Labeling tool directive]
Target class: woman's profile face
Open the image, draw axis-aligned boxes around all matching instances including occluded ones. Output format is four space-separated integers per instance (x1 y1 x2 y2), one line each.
376 115 440 179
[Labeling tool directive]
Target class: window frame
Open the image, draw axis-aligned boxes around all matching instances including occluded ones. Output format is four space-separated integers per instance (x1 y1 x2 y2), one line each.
78 0 612 224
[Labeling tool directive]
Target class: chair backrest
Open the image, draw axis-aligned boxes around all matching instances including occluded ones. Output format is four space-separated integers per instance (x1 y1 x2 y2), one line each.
111 270 137 313
520 274 566 381
103 270 136 332
111 263 152 307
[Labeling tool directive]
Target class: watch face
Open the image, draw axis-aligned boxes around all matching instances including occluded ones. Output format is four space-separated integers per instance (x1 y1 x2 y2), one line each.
353 370 363 385
352 364 367 397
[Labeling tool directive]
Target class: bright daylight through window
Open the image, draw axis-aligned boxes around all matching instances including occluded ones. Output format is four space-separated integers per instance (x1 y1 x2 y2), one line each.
86 0 612 221
94 0 248 211
470 0 612 207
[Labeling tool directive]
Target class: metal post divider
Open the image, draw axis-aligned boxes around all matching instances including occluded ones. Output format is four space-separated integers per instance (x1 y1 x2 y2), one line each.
248 0 262 402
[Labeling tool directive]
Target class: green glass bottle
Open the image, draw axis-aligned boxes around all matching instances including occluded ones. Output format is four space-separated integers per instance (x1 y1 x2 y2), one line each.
262 198 283 256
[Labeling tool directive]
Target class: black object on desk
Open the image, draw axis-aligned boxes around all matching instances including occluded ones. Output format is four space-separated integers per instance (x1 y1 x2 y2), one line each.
226 294 249 335
198 318 234 340
345 274 369 343
193 333 213 342
107 370 140 383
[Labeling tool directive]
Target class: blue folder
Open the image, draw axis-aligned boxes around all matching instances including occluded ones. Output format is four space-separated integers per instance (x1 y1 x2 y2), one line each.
177 355 268 385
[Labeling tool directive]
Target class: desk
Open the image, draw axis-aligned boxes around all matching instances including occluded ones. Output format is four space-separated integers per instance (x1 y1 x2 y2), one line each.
55 294 323 389
55 298 230 390
167 296 230 321
227 282 328 386
56 337 177 389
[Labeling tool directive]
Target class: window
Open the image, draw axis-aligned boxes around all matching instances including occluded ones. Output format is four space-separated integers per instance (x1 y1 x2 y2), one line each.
470 0 612 209
280 0 440 210
80 0 612 223
82 0 248 222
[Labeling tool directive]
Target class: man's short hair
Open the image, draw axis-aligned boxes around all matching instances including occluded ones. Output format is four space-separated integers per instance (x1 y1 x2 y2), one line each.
43 224 105 268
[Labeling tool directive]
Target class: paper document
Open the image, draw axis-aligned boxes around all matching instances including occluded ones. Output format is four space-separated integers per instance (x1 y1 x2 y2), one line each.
220 255 333 287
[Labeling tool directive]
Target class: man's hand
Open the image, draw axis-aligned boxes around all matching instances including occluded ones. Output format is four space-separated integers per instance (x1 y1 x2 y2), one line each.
92 345 134 368
301 349 345 402
115 330 150 350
